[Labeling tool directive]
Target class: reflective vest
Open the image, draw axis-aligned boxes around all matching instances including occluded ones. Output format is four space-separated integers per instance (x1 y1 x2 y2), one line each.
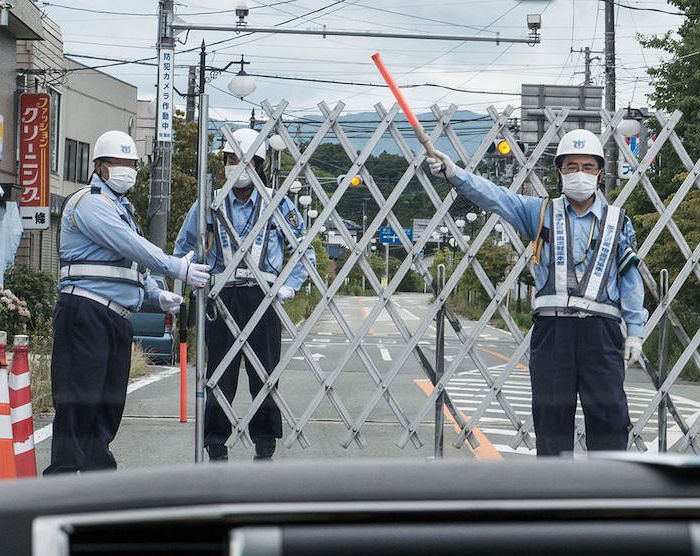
532 196 625 319
58 186 147 289
212 187 277 287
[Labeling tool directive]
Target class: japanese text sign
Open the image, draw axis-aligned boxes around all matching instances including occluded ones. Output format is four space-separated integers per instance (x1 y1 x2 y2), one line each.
157 48 174 142
19 93 50 230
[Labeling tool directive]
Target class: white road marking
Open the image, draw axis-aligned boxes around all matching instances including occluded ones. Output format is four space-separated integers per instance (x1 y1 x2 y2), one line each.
34 366 181 445
380 348 392 361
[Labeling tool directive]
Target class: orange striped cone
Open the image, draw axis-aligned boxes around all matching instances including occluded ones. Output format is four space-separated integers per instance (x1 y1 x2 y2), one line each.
0 332 17 480
9 335 36 477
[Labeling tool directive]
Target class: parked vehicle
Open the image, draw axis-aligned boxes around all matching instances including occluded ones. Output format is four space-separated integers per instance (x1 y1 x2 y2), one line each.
129 275 175 365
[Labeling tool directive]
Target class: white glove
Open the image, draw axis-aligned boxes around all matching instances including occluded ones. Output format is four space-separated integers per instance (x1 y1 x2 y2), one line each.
158 290 183 314
178 250 211 289
624 336 643 367
426 150 457 179
277 285 296 303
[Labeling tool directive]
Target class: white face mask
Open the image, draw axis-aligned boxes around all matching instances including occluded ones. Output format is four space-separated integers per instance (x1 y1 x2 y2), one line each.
225 164 253 189
561 171 598 202
105 166 137 194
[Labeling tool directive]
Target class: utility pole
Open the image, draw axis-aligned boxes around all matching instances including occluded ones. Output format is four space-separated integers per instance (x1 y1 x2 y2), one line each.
604 0 617 195
149 0 175 249
186 65 197 122
572 46 603 85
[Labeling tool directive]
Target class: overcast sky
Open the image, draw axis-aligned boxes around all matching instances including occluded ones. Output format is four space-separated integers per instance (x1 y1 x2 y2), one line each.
40 0 684 123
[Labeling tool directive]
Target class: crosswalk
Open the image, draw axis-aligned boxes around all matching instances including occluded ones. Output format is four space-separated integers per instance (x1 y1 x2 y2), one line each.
446 365 700 456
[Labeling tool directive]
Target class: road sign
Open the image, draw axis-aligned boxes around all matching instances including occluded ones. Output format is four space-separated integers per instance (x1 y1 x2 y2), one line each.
19 93 50 230
379 226 413 245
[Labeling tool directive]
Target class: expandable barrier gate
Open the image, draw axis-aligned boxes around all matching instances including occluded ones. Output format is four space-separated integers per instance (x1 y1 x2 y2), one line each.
193 98 700 459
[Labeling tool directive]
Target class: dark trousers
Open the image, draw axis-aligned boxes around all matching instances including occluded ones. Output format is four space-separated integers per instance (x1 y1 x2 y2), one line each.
44 294 132 474
204 286 282 447
529 315 630 456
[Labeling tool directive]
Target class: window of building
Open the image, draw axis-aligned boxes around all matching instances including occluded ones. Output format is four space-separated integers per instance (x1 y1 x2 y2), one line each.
63 140 91 184
64 139 77 182
77 142 90 183
49 88 61 173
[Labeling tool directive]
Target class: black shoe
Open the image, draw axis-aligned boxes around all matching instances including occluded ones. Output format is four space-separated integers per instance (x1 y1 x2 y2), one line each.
207 444 228 462
254 437 276 461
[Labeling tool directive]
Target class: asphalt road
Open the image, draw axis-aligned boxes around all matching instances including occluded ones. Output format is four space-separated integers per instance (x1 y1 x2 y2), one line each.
34 293 700 471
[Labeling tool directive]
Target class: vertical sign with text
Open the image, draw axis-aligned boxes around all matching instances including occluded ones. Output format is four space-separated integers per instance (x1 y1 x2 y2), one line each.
19 93 50 230
157 48 174 142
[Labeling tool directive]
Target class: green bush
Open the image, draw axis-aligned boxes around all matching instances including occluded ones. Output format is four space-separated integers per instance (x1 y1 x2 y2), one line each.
4 264 57 332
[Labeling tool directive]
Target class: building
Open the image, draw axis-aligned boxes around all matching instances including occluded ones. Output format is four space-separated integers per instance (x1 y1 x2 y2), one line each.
0 0 43 198
10 8 138 276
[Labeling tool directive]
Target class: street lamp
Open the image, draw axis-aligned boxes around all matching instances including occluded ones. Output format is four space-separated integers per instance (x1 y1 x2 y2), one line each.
494 222 504 245
290 180 303 205
299 194 312 227
269 134 286 152
466 211 477 236
228 55 256 98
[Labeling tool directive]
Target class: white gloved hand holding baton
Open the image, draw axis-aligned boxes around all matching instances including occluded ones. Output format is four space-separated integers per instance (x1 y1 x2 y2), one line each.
426 150 457 180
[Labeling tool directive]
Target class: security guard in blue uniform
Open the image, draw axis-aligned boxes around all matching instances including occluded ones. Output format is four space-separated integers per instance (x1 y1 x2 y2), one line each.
45 130 210 474
174 128 316 462
427 129 648 456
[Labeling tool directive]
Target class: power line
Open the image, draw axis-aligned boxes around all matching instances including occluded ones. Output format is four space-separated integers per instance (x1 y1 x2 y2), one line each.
246 72 519 96
53 0 349 74
613 2 683 16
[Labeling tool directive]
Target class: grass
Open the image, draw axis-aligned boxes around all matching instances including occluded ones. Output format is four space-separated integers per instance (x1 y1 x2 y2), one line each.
11 334 159 415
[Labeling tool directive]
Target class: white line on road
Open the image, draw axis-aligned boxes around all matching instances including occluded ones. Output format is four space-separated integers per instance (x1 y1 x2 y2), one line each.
380 348 392 361
34 366 180 445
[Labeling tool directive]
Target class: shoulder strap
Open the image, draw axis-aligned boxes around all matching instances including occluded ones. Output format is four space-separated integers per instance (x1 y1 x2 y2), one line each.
531 197 550 264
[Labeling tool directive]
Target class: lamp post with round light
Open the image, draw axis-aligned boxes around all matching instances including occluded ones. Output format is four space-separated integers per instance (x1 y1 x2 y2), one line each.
466 211 477 236
298 194 312 228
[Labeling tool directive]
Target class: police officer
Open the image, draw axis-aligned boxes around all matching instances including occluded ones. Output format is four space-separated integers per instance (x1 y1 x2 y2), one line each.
427 129 648 456
45 130 210 474
174 128 316 462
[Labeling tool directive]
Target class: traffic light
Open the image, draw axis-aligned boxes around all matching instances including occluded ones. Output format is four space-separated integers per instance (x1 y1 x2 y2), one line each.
497 140 511 155
493 140 528 157
336 174 363 187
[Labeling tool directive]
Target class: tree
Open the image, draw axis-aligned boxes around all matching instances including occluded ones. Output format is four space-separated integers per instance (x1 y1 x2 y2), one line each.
634 3 700 378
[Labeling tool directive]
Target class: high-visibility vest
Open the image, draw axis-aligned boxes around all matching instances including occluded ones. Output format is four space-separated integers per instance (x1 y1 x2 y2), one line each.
533 196 625 319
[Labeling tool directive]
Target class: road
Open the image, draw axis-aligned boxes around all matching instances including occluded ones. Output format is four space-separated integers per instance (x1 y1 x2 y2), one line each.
34 293 700 470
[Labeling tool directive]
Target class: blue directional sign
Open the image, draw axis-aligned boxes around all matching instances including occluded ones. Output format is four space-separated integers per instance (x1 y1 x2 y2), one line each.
379 226 413 245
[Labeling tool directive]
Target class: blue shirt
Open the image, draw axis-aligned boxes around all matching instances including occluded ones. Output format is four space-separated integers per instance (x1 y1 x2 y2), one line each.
174 187 314 291
59 175 181 310
450 167 648 337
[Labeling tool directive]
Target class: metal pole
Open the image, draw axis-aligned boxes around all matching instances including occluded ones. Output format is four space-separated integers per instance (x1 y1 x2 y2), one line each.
384 242 390 288
186 65 196 122
434 264 446 458
194 41 209 463
170 23 540 44
604 0 617 196
149 0 174 249
658 269 669 452
362 202 367 292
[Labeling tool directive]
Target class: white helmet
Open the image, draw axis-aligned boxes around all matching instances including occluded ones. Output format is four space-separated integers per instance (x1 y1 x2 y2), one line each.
223 127 267 160
93 130 139 161
554 129 604 168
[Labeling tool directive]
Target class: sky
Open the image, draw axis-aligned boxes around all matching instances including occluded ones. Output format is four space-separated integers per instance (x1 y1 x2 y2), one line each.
38 0 686 124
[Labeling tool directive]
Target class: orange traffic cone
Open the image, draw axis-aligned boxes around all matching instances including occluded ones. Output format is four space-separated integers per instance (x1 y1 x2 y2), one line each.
9 335 36 477
0 331 17 480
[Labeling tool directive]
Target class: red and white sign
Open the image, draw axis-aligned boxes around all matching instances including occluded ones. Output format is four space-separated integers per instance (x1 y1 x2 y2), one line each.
19 93 50 230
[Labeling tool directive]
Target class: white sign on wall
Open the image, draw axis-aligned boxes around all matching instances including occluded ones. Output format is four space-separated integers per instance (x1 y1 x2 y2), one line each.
156 48 174 142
